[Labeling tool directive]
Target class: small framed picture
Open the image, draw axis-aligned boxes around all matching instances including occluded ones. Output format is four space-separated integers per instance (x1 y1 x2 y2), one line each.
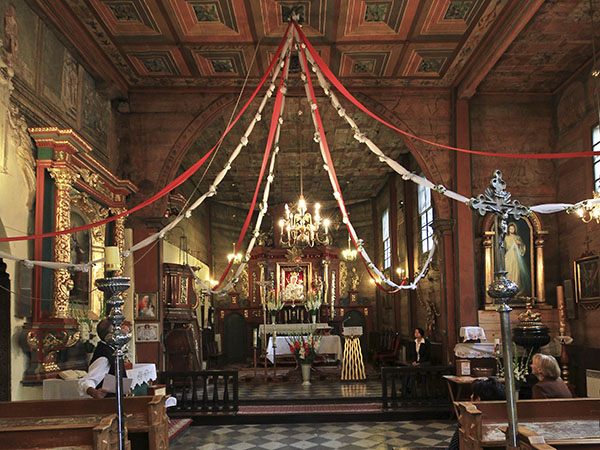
456 359 471 376
135 292 158 320
135 323 160 342
574 255 600 303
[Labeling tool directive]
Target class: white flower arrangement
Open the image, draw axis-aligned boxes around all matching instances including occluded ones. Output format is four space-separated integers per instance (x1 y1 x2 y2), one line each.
266 291 284 315
304 291 322 314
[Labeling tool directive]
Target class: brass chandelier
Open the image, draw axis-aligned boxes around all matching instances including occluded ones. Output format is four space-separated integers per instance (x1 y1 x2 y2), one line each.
278 110 330 248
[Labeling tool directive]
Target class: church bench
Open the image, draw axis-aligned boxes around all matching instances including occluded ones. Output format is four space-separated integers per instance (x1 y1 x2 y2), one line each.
0 395 167 450
457 398 600 449
0 412 125 449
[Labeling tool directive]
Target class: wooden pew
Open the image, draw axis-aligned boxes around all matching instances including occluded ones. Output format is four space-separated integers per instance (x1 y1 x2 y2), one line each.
0 395 168 450
0 412 125 450
457 398 600 449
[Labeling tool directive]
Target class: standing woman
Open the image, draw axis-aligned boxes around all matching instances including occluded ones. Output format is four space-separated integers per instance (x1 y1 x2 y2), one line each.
531 353 572 399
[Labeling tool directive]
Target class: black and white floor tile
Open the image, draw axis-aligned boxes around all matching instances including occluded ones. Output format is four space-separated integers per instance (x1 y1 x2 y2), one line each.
170 420 456 449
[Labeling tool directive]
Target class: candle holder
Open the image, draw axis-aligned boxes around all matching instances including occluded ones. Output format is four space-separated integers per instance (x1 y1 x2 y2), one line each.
95 275 131 450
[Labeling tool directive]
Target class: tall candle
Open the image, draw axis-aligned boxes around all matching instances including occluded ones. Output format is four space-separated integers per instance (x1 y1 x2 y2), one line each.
253 329 257 347
105 246 120 271
556 285 566 335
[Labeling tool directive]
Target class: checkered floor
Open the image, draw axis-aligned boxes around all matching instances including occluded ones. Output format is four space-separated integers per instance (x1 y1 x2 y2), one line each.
170 420 457 449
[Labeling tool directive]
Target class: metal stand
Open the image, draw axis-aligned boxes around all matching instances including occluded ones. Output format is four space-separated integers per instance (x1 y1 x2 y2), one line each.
470 170 529 450
95 276 131 450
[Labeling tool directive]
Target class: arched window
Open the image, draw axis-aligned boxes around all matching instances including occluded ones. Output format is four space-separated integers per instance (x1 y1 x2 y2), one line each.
418 183 434 254
593 124 600 191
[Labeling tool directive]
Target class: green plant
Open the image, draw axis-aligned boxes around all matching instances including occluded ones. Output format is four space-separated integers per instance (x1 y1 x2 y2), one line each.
495 343 534 384
286 332 321 364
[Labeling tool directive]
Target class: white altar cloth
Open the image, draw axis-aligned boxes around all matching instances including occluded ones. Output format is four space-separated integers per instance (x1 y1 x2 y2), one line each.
266 335 342 363
259 323 331 337
126 363 157 389
454 342 496 359
460 326 487 342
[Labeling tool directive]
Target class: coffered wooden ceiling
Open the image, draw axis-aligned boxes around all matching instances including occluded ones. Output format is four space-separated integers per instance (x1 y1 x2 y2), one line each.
31 0 600 95
29 0 600 209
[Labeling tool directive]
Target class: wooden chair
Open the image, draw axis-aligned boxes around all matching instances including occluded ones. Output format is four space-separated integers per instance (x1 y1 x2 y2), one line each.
373 333 401 366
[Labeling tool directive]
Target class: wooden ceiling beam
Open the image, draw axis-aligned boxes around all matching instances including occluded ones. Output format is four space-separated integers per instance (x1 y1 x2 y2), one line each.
455 0 544 100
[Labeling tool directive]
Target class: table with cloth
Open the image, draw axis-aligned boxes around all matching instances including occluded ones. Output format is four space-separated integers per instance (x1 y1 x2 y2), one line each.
266 335 342 363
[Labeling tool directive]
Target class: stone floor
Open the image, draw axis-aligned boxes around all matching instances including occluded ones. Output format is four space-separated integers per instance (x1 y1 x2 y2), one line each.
170 420 457 449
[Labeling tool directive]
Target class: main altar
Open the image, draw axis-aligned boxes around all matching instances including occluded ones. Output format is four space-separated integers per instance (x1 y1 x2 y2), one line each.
213 244 372 369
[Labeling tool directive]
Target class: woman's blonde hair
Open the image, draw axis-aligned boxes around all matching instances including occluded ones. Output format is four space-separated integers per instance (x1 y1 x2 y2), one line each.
533 353 561 379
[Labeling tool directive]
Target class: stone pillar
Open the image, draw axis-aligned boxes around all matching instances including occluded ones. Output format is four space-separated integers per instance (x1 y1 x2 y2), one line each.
48 167 79 318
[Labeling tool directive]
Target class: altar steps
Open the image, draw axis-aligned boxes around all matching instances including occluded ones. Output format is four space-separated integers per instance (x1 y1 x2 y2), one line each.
187 401 451 425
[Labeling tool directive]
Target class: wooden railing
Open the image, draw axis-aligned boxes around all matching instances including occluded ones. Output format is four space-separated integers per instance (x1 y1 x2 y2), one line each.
381 365 453 409
161 370 238 415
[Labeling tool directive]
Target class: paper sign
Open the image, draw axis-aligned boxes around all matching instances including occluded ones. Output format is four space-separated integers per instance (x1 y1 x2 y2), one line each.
103 374 133 394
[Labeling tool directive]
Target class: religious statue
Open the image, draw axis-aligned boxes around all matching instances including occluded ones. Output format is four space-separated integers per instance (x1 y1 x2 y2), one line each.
350 267 361 291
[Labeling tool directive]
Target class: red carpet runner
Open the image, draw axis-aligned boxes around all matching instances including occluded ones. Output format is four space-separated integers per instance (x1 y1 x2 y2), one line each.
168 418 193 441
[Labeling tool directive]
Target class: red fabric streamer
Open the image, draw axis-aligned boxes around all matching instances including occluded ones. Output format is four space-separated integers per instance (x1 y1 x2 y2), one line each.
293 23 600 160
215 52 290 288
0 23 292 243
298 43 401 294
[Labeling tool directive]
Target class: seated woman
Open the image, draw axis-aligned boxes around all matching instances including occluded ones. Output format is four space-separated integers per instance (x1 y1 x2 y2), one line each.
530 353 572 399
409 327 431 366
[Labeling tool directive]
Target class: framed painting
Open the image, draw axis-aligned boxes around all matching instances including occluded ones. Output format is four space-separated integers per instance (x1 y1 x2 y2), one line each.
574 255 600 303
135 323 160 342
486 217 535 306
135 292 158 320
276 262 312 305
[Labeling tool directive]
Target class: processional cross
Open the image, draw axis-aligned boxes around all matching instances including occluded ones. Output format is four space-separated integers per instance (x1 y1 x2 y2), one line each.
470 170 530 449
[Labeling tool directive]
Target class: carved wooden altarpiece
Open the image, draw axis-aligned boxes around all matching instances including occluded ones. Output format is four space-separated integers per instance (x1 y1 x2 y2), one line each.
21 128 136 383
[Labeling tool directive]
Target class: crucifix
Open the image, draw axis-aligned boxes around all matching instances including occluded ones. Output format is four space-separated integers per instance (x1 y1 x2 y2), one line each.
470 170 530 449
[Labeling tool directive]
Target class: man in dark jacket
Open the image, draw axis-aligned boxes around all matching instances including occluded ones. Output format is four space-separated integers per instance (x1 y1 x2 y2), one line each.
79 319 124 399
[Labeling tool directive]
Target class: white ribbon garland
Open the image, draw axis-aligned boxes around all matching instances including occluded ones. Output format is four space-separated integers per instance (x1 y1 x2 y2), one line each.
5 29 600 276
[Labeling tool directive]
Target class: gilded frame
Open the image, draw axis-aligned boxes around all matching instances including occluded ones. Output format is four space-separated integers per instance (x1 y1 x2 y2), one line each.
276 262 312 305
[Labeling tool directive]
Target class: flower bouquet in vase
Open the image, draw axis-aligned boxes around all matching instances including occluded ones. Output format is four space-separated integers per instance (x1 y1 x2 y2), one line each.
304 290 322 323
287 332 321 385
495 343 534 394
266 291 284 324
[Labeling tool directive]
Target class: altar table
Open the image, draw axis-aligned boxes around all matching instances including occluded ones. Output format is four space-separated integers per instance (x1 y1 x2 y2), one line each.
259 323 332 338
266 335 342 363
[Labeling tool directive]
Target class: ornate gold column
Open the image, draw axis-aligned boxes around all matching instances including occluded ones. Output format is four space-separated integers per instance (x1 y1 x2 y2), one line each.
110 206 126 276
483 230 495 309
534 230 549 307
48 167 79 318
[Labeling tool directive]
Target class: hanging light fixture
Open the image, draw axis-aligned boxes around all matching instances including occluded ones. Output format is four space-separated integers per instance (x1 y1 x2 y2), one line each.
279 109 330 248
342 234 357 261
576 191 600 223
227 242 242 263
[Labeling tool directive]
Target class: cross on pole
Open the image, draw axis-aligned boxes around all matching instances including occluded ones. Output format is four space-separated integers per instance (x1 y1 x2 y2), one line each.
469 170 530 449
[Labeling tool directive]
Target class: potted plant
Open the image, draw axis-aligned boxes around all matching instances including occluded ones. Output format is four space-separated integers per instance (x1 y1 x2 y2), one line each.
287 332 321 385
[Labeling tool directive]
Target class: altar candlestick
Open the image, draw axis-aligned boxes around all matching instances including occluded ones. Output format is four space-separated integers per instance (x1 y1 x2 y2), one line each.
253 329 258 348
556 285 566 336
105 246 120 272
